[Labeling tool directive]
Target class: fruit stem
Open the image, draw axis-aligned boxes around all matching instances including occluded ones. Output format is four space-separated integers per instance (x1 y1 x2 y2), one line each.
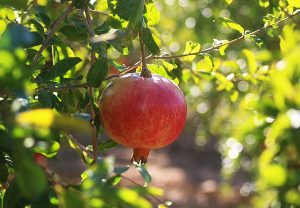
131 148 150 164
138 31 152 78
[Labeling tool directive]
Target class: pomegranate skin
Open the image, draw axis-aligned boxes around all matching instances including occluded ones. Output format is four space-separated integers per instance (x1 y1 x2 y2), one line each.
99 73 187 163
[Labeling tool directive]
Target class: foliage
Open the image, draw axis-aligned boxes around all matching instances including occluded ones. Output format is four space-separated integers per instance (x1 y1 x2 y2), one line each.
0 0 300 207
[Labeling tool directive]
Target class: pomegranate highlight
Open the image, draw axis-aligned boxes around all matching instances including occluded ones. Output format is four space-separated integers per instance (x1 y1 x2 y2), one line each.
99 72 187 163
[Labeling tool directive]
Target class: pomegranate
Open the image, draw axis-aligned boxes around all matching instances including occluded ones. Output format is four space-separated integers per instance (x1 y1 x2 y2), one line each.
99 72 187 163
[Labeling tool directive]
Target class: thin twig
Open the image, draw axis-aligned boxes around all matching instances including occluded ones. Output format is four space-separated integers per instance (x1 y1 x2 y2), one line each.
84 3 96 63
152 10 300 60
32 3 73 65
88 86 98 161
77 8 109 16
138 31 152 78
36 83 89 92
121 175 166 205
139 32 147 70
104 54 153 80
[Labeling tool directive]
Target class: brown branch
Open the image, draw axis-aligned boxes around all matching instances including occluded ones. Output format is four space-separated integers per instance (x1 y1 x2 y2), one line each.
152 10 300 60
32 3 73 64
87 86 98 161
77 8 109 16
104 54 153 80
84 3 96 63
36 83 89 92
63 130 94 159
138 31 152 78
121 175 166 205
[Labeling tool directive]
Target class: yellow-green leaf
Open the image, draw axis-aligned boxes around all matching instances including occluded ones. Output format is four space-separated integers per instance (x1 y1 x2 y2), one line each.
243 49 257 74
288 0 300 7
225 0 233 5
183 41 201 62
145 3 160 26
218 17 244 34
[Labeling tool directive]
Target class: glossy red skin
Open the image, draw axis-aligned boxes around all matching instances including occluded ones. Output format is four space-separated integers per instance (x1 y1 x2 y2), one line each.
99 73 187 163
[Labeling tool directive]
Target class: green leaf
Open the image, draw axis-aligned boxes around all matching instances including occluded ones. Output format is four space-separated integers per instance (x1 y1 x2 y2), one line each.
98 139 119 151
106 174 122 186
217 17 244 34
141 27 160 54
86 57 108 88
111 0 144 20
38 91 54 108
3 180 29 208
36 57 82 82
62 188 84 208
125 0 145 35
114 166 130 174
27 19 45 38
135 164 152 184
145 3 160 26
14 143 47 198
94 22 111 35
108 59 126 72
162 60 177 72
0 158 8 183
183 41 201 62
1 23 43 49
59 25 88 41
0 0 27 10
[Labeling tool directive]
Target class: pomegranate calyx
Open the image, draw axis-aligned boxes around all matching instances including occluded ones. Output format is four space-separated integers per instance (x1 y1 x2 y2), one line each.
140 67 152 78
131 148 150 164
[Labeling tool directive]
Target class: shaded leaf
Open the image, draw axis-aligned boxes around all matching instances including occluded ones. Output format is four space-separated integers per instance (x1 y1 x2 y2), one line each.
125 0 145 34
86 57 108 88
135 164 152 184
142 27 160 54
94 22 111 35
27 19 45 38
0 0 27 10
59 25 88 41
36 57 82 82
99 139 119 151
114 166 130 174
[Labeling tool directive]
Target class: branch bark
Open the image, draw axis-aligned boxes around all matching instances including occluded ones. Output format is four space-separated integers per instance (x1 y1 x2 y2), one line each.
32 3 73 65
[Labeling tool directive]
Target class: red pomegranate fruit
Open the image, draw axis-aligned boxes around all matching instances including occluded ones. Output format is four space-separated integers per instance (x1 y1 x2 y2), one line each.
99 72 187 163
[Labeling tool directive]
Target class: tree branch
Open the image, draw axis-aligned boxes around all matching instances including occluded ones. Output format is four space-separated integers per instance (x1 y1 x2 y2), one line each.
84 4 96 63
36 83 89 92
32 3 73 65
121 175 166 205
152 10 300 60
87 86 98 162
